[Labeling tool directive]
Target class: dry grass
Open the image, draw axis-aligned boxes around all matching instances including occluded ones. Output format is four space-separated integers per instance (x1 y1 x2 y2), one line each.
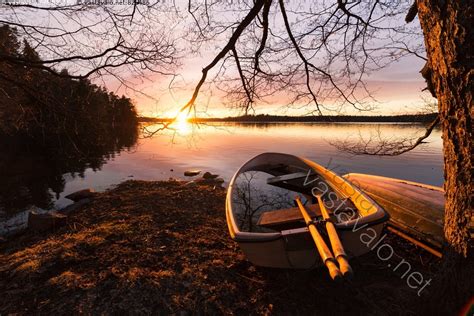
0 180 443 315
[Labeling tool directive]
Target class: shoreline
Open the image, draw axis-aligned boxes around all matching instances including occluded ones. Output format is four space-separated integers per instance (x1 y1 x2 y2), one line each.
139 113 438 124
0 180 441 314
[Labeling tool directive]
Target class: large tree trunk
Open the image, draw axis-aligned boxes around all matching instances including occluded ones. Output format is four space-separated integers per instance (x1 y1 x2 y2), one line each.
417 0 473 257
416 1 473 313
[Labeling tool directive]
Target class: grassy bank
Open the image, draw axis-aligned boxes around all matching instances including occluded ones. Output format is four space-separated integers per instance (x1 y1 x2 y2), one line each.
0 180 442 314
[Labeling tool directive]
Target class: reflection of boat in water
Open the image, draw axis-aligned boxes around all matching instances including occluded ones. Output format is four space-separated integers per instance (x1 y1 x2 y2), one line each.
225 152 389 269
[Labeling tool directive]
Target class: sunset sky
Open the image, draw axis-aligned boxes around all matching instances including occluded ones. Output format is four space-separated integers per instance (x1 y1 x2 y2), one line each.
4 0 431 118
96 1 431 118
132 53 429 118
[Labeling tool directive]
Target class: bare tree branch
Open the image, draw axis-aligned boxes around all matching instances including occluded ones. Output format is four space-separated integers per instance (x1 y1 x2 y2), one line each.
330 115 440 156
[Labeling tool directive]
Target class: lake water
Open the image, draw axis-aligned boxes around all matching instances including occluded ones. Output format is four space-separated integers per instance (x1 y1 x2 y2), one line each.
1 122 444 214
55 122 443 207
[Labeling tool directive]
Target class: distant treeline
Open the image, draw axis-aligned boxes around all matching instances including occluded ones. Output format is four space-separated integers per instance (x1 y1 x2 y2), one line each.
0 25 139 213
140 113 438 123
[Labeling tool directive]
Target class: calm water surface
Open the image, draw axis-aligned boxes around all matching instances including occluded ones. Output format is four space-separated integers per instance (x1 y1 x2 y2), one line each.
1 122 444 213
54 122 443 208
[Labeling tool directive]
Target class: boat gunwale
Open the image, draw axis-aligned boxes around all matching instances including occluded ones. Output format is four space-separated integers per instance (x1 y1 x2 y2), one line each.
232 217 389 243
226 153 389 243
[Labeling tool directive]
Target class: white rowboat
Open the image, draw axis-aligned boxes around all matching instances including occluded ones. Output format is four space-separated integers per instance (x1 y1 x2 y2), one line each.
226 153 389 269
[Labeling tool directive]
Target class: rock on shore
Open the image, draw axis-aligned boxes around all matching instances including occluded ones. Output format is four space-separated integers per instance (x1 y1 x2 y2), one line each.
65 188 97 202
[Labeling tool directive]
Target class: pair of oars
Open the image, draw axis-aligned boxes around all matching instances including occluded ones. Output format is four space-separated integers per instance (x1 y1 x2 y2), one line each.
295 196 353 281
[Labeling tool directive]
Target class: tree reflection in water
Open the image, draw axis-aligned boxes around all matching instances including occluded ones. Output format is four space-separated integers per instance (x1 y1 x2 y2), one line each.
233 171 296 232
0 124 138 214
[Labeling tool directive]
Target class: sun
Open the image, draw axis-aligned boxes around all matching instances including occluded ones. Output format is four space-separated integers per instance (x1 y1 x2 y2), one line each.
173 110 191 134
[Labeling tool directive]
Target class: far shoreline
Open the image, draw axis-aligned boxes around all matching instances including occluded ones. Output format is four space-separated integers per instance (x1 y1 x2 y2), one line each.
139 113 438 124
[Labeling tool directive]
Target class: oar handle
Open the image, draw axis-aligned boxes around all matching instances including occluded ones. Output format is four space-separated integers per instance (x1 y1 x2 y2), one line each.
324 220 353 278
295 198 342 282
325 258 343 282
336 256 353 278
316 195 354 279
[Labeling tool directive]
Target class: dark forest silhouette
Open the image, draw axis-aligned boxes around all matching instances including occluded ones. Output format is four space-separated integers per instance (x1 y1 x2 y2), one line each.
0 25 139 213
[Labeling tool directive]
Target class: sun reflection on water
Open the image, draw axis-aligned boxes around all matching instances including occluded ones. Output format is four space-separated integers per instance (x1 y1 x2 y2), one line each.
172 111 191 135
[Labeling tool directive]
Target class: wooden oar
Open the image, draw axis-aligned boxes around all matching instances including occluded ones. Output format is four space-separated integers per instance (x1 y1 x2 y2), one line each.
315 195 354 279
295 197 342 282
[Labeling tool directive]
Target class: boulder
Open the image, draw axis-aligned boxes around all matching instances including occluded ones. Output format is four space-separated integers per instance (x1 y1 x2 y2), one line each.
195 177 225 187
214 177 225 185
60 198 92 214
28 211 67 232
184 170 201 177
202 172 219 179
65 189 96 202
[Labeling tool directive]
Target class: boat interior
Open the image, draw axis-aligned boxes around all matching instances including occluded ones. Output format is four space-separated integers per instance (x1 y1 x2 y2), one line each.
231 162 361 233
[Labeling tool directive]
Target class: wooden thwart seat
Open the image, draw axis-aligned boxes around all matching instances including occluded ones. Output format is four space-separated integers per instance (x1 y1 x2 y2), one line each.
257 198 358 231
257 203 322 230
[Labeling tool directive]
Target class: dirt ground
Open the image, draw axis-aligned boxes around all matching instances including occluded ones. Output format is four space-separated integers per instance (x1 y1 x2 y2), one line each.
0 180 454 315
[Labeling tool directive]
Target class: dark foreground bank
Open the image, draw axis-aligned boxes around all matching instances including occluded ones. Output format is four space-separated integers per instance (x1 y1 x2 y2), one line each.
0 180 447 314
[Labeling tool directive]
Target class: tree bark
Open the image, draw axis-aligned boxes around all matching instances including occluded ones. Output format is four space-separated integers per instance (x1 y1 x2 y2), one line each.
416 1 473 313
417 0 473 258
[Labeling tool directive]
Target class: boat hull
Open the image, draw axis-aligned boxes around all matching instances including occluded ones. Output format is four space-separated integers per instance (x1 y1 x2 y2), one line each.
237 222 385 269
343 173 448 250
226 153 389 269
